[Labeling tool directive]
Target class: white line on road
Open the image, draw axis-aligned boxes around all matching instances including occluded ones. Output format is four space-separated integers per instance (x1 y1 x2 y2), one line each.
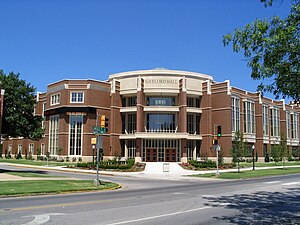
282 182 300 186
105 206 212 225
21 213 65 225
265 181 281 184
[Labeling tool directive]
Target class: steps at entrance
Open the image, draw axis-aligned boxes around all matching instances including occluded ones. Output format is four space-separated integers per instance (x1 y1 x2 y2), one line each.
144 162 185 175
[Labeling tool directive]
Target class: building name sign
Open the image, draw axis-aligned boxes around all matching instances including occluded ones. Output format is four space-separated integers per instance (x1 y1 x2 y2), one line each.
145 79 178 85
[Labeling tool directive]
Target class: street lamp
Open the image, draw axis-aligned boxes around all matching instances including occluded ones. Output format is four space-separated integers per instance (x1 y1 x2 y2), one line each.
252 144 255 170
92 144 95 165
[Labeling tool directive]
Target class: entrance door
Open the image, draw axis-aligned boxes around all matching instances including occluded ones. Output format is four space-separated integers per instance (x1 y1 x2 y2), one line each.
165 148 176 162
146 148 157 162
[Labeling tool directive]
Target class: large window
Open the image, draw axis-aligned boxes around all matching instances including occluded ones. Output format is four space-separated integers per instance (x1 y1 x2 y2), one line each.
126 140 136 159
263 105 269 136
69 115 83 156
18 144 22 154
270 108 280 137
146 113 176 132
286 111 291 139
29 143 34 155
51 93 60 105
187 97 200 108
122 96 137 107
146 96 176 106
49 115 59 155
187 113 200 134
186 140 200 160
232 97 240 132
41 143 45 156
291 113 299 139
70 92 84 103
243 101 255 134
122 113 136 134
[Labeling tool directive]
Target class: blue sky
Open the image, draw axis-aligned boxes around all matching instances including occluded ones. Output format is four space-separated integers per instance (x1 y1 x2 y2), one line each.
0 0 291 96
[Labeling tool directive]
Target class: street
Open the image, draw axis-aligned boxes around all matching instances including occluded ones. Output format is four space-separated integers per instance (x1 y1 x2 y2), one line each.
0 164 299 225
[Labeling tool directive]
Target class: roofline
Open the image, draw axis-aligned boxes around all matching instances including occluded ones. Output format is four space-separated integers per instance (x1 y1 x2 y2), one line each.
47 78 109 87
109 69 213 81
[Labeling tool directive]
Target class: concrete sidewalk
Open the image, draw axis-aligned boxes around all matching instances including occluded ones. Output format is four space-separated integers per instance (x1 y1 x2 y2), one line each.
1 162 300 181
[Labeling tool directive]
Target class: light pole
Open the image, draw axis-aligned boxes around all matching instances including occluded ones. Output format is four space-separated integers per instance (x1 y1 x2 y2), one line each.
252 144 255 170
92 144 95 165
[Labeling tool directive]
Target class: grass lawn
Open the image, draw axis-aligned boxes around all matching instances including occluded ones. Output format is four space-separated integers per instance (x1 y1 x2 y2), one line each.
192 167 300 179
240 161 300 168
0 180 120 196
6 171 63 178
0 158 76 167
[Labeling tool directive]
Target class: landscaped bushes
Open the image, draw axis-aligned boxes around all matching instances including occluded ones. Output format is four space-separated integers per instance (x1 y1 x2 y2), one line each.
76 159 135 170
189 160 216 168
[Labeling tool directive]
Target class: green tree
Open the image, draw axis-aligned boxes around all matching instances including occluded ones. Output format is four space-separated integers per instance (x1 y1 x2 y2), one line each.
0 70 44 140
232 131 246 172
223 0 300 100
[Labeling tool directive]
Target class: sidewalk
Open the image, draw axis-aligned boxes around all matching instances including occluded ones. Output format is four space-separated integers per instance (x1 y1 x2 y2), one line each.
1 162 300 181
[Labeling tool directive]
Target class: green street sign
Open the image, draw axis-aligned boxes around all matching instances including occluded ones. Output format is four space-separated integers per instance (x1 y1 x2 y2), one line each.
93 126 106 135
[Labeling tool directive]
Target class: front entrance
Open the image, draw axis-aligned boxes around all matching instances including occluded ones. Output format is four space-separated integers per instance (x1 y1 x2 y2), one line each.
146 148 157 162
165 148 176 162
143 139 180 162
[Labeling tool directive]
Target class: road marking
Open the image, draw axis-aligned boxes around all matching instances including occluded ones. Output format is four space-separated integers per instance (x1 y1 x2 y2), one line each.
219 203 231 206
265 181 281 184
4 198 130 212
282 182 300 186
105 206 212 225
21 213 65 225
172 192 184 195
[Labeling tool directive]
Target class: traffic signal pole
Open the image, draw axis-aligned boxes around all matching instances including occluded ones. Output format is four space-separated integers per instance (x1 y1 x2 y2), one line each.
93 114 109 186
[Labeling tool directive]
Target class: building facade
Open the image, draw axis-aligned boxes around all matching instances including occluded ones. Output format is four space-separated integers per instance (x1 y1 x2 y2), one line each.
2 69 300 162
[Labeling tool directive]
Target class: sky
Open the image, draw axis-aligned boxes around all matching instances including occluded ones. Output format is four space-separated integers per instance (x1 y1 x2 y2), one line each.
0 0 292 96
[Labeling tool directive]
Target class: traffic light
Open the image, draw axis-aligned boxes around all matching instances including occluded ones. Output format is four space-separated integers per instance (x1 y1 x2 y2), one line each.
217 125 222 137
212 138 218 145
100 115 109 132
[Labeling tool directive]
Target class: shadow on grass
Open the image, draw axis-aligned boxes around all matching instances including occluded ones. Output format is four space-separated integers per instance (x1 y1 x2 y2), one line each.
203 187 300 224
0 168 49 175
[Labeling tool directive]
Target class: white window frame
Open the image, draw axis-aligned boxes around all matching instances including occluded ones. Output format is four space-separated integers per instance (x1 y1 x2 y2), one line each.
286 111 291 139
270 107 280 137
70 92 84 103
263 105 269 136
243 100 255 134
18 144 22 154
29 143 34 155
49 115 59 155
291 113 299 140
51 93 60 106
8 144 12 154
41 143 45 156
68 115 83 156
232 96 240 132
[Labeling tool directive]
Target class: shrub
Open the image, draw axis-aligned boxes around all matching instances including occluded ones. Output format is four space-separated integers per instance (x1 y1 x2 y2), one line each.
16 151 22 159
189 160 216 168
265 152 270 162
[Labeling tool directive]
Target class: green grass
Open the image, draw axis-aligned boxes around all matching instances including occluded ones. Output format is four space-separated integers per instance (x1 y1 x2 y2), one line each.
239 161 300 168
0 180 120 196
0 158 76 167
6 171 63 178
192 167 300 179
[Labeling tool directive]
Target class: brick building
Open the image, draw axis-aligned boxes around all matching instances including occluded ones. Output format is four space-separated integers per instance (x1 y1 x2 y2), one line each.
2 69 300 162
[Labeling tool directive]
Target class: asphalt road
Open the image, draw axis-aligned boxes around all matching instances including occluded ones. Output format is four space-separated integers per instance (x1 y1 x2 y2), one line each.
0 164 299 225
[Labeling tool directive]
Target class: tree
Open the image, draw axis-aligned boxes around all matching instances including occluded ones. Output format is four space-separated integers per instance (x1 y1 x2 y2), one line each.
232 131 246 172
223 0 300 100
0 70 44 140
